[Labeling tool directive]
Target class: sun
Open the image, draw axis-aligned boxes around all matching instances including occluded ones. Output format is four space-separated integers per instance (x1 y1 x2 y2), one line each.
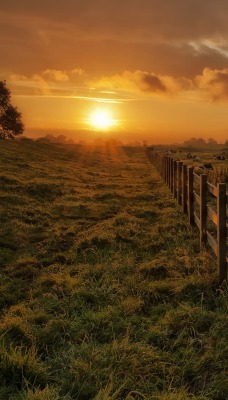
89 109 116 130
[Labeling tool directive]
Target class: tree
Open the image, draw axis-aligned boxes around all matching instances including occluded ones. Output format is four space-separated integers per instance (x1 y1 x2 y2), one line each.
183 137 206 148
207 138 218 147
0 80 24 139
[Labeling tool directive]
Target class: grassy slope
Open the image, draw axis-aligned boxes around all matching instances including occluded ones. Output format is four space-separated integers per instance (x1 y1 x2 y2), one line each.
0 141 227 400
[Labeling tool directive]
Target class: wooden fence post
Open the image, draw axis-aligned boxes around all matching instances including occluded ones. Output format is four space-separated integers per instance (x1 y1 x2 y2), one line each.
162 157 166 180
169 157 172 190
200 174 207 247
217 183 227 282
173 160 177 198
177 161 183 205
167 157 170 187
188 167 194 225
160 155 163 178
170 158 174 194
165 156 168 184
182 164 187 213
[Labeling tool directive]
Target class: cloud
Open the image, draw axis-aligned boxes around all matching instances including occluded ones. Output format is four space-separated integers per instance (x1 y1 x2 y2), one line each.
196 68 228 101
43 69 69 82
8 67 228 103
2 0 228 42
7 69 88 96
5 68 184 104
136 72 167 93
1 2 228 79
87 70 193 97
6 69 123 103
9 73 52 96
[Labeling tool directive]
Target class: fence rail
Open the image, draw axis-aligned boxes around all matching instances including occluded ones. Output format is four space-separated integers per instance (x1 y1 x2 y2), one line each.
146 148 227 282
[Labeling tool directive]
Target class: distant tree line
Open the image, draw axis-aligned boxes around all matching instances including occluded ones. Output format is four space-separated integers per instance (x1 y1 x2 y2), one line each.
183 137 228 148
37 134 75 144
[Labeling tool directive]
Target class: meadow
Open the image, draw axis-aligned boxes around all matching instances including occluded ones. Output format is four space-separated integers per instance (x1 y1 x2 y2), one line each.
170 148 228 185
0 140 227 400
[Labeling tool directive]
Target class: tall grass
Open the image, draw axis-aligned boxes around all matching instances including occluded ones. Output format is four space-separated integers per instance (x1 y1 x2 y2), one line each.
0 141 227 399
208 166 228 185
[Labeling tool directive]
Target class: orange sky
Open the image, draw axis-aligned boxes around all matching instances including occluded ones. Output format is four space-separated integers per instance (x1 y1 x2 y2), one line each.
1 0 228 143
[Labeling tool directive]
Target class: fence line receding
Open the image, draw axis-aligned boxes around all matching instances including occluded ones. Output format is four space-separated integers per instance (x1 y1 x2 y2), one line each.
146 148 227 282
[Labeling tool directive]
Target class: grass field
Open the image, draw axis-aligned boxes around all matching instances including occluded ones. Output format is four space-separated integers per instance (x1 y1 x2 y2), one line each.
0 140 227 400
170 149 228 185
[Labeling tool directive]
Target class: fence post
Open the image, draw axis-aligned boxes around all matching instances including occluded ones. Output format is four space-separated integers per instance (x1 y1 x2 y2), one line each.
200 174 207 247
173 160 177 198
169 157 172 190
177 161 183 205
159 155 162 176
182 164 187 213
162 157 166 180
167 157 170 187
169 157 171 189
188 167 194 225
165 157 168 184
170 158 174 194
217 183 227 282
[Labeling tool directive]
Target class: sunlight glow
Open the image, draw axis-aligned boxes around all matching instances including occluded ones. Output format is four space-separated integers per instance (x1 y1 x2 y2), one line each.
89 109 116 130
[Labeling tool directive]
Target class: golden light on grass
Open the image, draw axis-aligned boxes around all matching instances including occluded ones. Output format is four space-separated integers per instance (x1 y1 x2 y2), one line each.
88 108 116 130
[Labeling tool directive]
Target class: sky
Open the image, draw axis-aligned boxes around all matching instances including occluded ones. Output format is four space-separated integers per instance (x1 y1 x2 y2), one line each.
1 0 228 143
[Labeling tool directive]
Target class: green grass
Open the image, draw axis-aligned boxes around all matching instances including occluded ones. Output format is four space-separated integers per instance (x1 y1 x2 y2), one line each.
0 140 227 399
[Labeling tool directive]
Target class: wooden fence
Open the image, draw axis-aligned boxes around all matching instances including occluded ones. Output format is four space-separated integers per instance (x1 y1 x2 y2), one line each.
145 148 227 282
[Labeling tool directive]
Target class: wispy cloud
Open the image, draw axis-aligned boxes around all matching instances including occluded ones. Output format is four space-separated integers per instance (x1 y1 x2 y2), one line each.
7 70 124 103
8 67 228 104
7 69 193 101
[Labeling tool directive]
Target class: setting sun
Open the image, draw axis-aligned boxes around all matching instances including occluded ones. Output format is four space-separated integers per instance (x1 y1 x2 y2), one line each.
89 109 116 130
